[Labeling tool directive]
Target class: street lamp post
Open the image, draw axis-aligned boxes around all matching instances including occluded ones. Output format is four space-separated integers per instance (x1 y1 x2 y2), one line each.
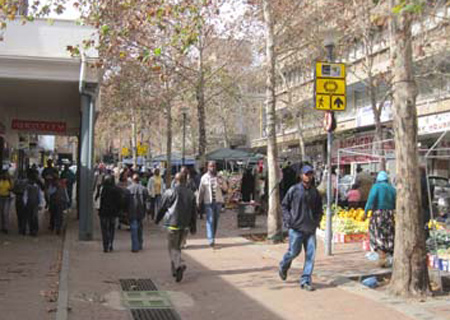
324 36 335 256
181 107 188 166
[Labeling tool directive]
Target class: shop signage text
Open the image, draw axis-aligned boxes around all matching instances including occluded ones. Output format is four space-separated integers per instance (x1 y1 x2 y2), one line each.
12 119 67 134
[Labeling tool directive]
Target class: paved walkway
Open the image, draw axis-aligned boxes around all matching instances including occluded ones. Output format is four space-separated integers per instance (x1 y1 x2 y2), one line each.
0 208 63 320
1 208 449 320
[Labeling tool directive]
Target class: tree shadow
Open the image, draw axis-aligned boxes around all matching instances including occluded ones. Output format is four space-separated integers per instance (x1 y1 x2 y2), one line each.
185 241 255 250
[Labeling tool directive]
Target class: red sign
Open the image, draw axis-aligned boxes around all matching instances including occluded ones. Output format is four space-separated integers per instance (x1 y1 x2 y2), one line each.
11 119 67 134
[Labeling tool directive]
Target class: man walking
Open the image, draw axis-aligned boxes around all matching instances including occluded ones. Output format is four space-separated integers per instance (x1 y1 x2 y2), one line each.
278 165 323 291
24 171 43 236
197 161 228 247
147 168 165 220
127 174 148 252
60 164 75 208
156 173 197 282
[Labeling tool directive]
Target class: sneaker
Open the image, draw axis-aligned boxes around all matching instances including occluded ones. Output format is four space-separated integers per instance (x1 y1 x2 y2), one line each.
278 268 287 281
175 265 186 283
301 283 315 291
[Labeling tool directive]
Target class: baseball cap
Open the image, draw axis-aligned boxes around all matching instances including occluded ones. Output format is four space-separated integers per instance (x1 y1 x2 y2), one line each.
302 165 314 174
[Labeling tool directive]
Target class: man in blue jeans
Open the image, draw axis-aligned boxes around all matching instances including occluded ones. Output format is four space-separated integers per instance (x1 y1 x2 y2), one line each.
279 165 323 291
197 161 228 248
127 174 149 252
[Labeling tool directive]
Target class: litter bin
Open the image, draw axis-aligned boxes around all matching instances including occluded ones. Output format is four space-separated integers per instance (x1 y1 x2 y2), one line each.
237 203 256 228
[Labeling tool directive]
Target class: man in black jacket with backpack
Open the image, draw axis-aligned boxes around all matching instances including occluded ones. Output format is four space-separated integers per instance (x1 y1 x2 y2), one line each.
156 173 197 282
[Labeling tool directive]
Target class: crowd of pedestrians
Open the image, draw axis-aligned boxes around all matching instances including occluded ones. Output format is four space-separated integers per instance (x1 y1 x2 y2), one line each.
0 159 72 236
95 161 227 282
1 157 404 289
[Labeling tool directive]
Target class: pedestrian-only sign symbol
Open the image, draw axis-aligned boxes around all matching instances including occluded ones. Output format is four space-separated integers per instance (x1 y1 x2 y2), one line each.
315 62 346 111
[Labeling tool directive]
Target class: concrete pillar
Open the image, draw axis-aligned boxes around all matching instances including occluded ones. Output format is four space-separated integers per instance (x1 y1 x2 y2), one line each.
78 94 95 241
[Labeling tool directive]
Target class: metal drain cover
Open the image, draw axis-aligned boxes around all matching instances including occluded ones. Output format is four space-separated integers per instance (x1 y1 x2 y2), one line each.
120 278 181 319
120 278 158 291
122 291 172 309
131 308 181 320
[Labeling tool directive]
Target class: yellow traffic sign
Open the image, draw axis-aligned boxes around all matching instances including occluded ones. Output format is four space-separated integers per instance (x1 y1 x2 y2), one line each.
121 147 130 156
331 95 346 111
316 94 331 110
316 78 346 95
315 61 346 111
316 62 345 78
137 144 148 156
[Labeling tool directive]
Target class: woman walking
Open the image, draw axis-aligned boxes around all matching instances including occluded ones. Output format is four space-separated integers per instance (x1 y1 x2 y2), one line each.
99 175 122 252
364 171 396 267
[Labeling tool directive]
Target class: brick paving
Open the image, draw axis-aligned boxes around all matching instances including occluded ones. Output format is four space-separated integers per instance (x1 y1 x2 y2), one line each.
1 207 449 320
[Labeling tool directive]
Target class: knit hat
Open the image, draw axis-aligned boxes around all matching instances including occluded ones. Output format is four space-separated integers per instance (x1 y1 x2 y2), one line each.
376 171 389 182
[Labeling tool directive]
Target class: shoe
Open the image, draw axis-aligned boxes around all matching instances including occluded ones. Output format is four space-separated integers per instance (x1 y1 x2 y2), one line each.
175 265 186 283
131 250 139 253
2 229 8 234
109 246 113 252
278 268 287 281
103 248 108 253
209 242 215 248
301 283 315 291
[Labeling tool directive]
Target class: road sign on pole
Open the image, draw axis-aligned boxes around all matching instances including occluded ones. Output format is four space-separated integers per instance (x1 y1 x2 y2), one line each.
315 62 346 111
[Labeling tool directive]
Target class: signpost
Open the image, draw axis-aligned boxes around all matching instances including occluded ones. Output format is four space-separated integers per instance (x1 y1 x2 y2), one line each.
315 57 346 256
315 62 346 111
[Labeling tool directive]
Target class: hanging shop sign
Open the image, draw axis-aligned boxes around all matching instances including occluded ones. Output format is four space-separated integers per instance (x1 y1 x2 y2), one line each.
11 119 66 134
418 112 450 135
315 62 346 111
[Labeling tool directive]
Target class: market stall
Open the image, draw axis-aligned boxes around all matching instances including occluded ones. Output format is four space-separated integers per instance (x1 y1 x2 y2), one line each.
328 133 450 290
206 148 266 228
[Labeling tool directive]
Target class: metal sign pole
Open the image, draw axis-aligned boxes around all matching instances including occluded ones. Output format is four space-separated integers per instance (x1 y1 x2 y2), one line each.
324 44 334 256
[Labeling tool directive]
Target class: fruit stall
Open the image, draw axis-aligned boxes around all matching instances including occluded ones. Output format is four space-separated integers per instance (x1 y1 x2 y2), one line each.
317 207 370 243
427 220 450 273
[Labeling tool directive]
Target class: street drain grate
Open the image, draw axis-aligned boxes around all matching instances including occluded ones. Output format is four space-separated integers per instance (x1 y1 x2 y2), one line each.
131 308 181 320
120 278 158 291
120 278 182 319
122 291 172 309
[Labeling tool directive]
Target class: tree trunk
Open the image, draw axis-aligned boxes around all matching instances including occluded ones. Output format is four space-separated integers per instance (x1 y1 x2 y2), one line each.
263 0 282 243
165 101 172 187
296 114 306 163
388 0 430 297
370 83 386 171
131 110 138 169
197 30 207 167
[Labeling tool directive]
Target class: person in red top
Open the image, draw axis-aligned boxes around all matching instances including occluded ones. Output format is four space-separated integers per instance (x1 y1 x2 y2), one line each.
346 184 361 209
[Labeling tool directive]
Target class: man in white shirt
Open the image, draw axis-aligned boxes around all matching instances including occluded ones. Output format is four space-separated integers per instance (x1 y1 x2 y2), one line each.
197 161 228 248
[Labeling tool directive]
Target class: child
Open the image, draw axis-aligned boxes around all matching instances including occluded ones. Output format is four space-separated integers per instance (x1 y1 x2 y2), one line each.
347 184 361 209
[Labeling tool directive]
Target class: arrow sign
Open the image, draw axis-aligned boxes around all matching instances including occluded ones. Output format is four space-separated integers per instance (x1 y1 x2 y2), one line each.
334 97 343 109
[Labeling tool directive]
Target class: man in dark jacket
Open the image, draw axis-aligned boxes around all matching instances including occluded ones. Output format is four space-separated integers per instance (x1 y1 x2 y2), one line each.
99 175 122 252
278 165 323 291
24 171 43 236
156 173 197 282
127 174 149 252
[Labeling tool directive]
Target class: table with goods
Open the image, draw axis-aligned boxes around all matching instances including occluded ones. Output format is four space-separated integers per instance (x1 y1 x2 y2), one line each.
317 206 371 244
426 219 450 273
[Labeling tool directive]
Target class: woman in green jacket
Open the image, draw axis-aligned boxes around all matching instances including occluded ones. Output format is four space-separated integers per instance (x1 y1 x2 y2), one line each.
364 171 396 266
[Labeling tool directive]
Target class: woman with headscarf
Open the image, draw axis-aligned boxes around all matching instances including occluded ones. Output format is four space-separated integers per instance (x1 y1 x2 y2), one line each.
364 171 396 267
